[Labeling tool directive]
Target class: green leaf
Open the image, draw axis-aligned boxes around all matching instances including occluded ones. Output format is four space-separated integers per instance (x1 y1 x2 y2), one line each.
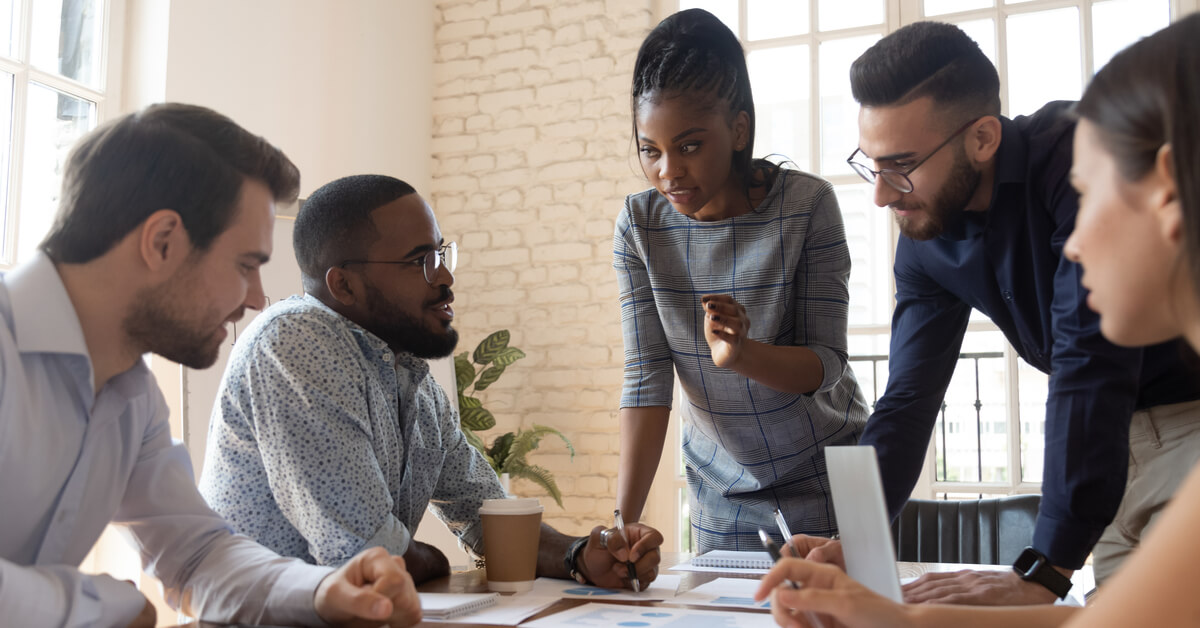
507 424 575 464
473 330 510 365
473 364 506 391
463 429 498 473
460 406 496 431
488 432 515 467
505 461 564 508
454 352 474 392
491 347 526 367
459 396 482 409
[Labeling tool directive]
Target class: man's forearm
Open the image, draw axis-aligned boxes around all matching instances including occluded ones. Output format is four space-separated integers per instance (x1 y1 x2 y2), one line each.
535 524 576 579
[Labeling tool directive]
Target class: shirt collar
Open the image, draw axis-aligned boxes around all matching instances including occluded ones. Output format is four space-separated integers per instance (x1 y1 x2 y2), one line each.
937 116 1021 242
5 251 90 358
993 115 1027 188
299 293 430 377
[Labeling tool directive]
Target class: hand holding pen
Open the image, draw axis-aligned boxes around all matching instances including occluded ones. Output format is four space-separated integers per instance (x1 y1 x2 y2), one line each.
759 528 827 628
613 509 641 592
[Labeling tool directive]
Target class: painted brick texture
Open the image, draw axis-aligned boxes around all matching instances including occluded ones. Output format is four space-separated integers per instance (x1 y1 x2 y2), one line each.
433 0 655 534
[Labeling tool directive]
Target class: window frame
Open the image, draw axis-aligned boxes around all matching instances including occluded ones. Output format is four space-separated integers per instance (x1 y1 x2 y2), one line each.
656 0 1196 552
0 0 123 268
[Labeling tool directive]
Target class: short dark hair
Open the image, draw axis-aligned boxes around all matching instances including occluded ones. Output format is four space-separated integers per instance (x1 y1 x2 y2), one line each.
293 174 417 291
41 103 299 264
850 21 1000 124
1077 14 1200 298
631 8 757 187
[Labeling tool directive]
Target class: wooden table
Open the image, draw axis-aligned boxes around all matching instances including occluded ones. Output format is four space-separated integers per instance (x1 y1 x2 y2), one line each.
172 552 1094 626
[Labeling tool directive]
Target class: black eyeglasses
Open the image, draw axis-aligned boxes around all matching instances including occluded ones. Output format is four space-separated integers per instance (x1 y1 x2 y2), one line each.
339 241 457 285
846 117 981 194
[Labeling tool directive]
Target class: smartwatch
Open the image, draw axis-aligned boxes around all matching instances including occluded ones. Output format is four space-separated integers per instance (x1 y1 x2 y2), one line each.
1012 546 1072 599
565 536 590 585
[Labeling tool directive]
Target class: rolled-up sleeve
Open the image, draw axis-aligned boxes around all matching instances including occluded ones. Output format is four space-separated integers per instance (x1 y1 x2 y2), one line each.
793 184 854 393
614 200 675 408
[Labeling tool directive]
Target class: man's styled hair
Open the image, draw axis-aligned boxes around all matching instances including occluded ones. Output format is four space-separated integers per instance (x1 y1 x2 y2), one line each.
293 174 417 292
41 103 299 264
850 21 1000 123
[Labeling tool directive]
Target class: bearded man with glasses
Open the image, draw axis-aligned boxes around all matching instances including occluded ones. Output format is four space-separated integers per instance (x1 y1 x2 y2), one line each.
199 174 663 589
785 21 1200 608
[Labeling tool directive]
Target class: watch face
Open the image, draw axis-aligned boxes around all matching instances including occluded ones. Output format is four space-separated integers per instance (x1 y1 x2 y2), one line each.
1013 548 1044 576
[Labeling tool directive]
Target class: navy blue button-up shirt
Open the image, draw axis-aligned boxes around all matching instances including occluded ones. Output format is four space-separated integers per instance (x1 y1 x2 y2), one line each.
860 100 1200 569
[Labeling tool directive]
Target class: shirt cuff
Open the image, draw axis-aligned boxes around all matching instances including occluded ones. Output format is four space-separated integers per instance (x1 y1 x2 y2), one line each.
262 562 336 627
1031 512 1105 570
363 515 413 556
807 344 845 394
89 574 150 628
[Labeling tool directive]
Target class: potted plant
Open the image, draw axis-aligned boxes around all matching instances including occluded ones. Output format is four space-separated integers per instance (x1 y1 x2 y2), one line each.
455 330 574 507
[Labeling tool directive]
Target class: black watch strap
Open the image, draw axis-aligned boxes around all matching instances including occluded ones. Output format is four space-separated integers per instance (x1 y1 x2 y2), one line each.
565 536 590 584
1012 546 1072 599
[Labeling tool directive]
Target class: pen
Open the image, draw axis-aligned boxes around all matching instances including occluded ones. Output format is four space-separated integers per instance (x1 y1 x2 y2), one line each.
613 509 641 593
759 528 826 628
774 508 797 557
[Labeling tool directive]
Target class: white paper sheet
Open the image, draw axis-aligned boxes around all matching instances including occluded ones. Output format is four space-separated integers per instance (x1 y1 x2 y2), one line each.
422 594 558 625
523 602 778 627
526 574 682 601
666 577 771 610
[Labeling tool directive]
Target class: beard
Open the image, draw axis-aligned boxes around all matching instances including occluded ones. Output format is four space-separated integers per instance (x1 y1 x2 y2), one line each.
124 281 232 369
895 148 981 241
361 281 459 359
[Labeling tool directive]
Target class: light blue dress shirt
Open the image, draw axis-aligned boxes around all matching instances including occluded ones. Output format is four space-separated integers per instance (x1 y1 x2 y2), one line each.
0 253 333 628
199 294 505 566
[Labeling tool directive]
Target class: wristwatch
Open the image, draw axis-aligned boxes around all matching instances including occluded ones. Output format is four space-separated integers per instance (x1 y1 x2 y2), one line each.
565 536 590 585
1012 546 1072 599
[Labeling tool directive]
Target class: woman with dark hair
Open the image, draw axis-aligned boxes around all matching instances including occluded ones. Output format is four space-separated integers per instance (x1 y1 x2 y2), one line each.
753 13 1200 627
613 8 869 552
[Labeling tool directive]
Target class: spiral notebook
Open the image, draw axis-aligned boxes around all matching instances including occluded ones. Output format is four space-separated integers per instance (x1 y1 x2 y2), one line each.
418 592 500 619
689 550 774 570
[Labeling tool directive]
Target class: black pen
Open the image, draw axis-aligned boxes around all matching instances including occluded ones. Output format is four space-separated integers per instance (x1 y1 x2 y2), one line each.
759 528 826 628
613 509 641 593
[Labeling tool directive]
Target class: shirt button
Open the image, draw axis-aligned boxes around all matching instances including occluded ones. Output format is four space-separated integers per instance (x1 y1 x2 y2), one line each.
1002 290 1013 301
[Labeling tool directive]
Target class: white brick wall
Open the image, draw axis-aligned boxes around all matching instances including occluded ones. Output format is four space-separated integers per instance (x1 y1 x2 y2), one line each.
433 0 654 534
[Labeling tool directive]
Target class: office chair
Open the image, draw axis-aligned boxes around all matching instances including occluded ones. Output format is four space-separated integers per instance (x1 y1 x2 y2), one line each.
891 494 1041 565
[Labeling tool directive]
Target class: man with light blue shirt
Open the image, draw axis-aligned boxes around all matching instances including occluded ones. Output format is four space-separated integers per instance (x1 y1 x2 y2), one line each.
0 104 422 628
200 174 664 588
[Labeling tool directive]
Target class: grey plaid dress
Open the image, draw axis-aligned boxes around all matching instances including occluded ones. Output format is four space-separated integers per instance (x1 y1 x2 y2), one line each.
614 169 869 551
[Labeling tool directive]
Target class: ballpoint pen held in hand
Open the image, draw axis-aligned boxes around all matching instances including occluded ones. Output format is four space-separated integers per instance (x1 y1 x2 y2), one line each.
613 509 640 593
774 508 798 557
759 528 827 628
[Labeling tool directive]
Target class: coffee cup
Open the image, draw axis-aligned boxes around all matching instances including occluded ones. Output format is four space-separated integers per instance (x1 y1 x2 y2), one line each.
478 497 543 592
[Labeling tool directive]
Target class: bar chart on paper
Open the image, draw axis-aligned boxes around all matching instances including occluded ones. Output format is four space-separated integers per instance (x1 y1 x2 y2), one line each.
523 602 776 627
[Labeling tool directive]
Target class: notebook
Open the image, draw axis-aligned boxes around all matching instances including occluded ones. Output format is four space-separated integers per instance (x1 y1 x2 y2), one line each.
418 592 500 619
825 445 904 602
690 549 774 570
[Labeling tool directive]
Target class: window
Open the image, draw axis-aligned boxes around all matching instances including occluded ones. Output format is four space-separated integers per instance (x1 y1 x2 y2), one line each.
0 0 114 267
661 0 1188 551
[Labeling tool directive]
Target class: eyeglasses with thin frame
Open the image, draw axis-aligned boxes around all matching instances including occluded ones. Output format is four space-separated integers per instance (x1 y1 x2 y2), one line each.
339 241 457 285
846 117 981 194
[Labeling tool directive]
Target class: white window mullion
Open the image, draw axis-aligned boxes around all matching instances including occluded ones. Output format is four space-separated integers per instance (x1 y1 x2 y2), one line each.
2 66 27 265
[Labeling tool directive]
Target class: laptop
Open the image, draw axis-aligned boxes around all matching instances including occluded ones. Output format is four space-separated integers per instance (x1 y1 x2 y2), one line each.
824 445 904 602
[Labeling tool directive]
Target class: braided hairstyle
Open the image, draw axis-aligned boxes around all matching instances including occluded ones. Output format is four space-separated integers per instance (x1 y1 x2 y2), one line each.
631 9 766 193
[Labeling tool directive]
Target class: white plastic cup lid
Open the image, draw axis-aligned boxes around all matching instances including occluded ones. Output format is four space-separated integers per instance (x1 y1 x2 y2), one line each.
478 497 543 516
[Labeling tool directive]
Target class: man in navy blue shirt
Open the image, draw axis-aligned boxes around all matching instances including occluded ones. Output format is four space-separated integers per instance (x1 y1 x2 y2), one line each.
835 22 1200 605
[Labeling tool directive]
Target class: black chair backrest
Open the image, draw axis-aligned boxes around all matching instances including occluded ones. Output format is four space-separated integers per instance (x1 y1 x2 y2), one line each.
890 495 1041 565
